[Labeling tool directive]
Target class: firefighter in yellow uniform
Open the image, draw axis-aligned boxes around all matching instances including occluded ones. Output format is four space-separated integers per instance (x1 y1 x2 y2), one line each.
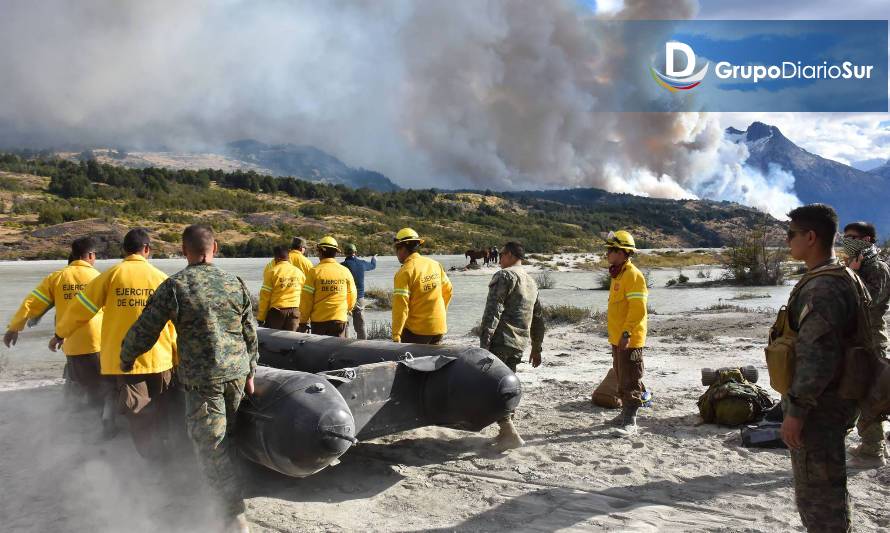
55 229 177 455
288 237 315 278
391 228 452 344
298 236 356 337
4 237 103 405
262 236 314 285
603 230 648 437
258 245 305 331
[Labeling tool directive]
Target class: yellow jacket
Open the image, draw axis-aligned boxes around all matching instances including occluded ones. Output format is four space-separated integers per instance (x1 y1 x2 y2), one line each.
263 250 312 285
289 250 314 279
299 258 356 323
56 255 176 375
392 253 452 340
607 260 648 348
258 259 304 321
7 260 102 356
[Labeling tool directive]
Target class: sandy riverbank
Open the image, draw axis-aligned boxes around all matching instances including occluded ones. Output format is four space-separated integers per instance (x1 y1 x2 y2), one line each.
2 310 888 532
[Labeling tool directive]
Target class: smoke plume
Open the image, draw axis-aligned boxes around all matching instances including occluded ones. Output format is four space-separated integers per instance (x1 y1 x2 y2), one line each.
0 0 799 216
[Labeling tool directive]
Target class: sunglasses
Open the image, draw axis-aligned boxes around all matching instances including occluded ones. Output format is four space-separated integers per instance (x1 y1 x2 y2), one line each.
786 228 809 241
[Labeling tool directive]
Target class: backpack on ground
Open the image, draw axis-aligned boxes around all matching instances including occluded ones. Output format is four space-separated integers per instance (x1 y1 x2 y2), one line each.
697 368 775 426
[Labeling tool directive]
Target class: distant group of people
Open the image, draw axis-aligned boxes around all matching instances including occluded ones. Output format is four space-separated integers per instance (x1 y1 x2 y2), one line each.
3 203 888 533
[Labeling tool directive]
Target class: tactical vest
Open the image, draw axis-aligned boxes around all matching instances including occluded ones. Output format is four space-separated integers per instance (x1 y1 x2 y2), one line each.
765 263 876 399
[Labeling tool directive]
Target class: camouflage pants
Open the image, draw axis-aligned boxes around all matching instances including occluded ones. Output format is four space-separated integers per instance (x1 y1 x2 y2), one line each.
489 344 523 373
788 395 857 533
489 345 522 424
185 377 247 517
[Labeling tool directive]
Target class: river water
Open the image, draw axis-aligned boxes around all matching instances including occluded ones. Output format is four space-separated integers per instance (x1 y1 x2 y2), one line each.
0 255 792 367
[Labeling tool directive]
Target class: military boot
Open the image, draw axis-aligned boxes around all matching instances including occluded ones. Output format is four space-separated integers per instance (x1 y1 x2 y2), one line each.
847 443 887 469
492 417 525 451
612 406 639 437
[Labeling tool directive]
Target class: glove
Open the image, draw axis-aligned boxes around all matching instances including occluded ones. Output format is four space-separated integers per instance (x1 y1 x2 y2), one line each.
120 360 135 372
297 324 310 334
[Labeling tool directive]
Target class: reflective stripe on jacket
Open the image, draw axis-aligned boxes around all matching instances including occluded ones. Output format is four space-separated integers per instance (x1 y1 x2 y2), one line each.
7 260 102 356
299 258 356 323
258 260 304 321
392 253 452 340
56 255 176 375
607 260 648 348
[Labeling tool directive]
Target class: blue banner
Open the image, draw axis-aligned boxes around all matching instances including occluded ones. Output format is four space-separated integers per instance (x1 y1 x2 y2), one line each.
597 20 888 112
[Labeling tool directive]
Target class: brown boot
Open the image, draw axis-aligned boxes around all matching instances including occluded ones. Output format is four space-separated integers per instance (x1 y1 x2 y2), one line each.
492 417 524 451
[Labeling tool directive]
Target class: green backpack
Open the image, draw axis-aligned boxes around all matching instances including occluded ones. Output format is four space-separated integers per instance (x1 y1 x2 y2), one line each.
697 369 775 426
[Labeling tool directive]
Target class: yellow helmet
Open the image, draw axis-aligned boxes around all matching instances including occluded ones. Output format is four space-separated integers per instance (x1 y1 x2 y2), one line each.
393 227 425 245
317 235 340 251
603 230 636 252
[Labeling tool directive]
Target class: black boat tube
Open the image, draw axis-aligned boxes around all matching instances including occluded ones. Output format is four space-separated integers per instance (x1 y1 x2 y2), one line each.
236 365 356 477
256 329 522 436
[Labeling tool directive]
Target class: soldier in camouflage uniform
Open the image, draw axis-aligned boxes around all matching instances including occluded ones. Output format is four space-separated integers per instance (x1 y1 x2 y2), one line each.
479 241 545 451
781 205 860 533
121 225 257 533
842 221 890 467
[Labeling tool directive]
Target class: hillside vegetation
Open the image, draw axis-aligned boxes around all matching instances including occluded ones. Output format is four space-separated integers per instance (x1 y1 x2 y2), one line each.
0 154 784 260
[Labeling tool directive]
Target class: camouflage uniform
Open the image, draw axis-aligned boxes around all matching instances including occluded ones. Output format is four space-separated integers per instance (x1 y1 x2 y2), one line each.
479 266 546 372
121 263 258 517
854 255 890 456
783 259 859 532
858 255 889 356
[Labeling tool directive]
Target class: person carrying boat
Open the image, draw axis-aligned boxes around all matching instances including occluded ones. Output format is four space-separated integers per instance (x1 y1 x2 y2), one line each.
120 224 257 533
5 237 104 406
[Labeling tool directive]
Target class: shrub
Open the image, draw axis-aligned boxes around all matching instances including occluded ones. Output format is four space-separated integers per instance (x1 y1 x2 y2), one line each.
666 270 689 287
158 231 181 243
543 304 590 325
365 287 393 310
723 228 785 286
692 331 715 342
366 320 392 340
580 309 608 337
533 270 556 289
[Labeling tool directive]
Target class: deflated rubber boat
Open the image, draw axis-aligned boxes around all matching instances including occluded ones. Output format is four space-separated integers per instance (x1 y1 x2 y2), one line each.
236 329 522 477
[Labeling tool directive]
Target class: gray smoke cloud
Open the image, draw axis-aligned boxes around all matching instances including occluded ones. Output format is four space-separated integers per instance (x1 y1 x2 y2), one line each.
0 0 798 215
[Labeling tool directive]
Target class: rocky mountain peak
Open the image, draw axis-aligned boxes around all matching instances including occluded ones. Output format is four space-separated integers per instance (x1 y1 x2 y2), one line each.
744 121 782 142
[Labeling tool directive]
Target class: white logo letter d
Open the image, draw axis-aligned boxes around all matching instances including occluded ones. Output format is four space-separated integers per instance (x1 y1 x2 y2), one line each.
666 42 695 77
